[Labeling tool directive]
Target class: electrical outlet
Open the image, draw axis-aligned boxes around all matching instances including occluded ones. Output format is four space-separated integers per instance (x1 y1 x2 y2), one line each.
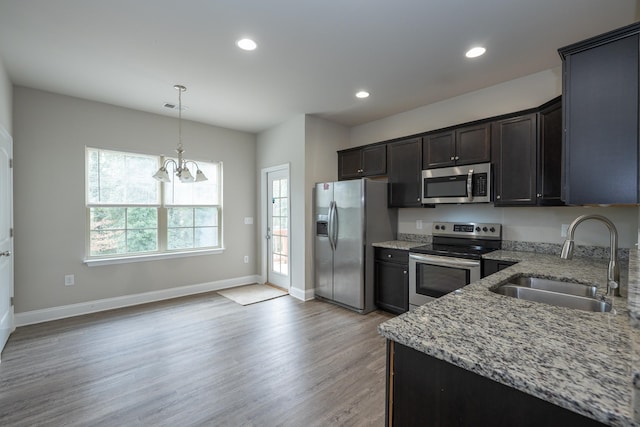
64 274 75 286
244 255 249 263
561 224 569 237
416 220 423 230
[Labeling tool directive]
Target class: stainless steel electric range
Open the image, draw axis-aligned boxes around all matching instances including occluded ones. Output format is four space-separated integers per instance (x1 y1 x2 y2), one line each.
409 221 502 309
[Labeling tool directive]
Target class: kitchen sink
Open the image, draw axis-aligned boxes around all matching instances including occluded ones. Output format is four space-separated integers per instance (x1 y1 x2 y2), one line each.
506 276 597 298
492 277 610 313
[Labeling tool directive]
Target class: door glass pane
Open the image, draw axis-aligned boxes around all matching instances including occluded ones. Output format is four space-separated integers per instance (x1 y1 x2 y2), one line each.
268 175 289 278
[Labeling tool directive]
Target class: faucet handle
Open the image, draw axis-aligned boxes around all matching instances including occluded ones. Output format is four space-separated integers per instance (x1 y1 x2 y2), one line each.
607 280 619 296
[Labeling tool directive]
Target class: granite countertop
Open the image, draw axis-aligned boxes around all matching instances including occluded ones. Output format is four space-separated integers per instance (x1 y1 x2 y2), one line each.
371 240 425 251
378 249 640 426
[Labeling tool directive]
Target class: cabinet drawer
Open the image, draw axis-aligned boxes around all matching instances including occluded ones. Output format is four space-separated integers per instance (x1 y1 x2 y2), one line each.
375 247 409 263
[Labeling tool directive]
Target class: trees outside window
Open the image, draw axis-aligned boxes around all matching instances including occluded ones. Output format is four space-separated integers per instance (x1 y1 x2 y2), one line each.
86 147 222 258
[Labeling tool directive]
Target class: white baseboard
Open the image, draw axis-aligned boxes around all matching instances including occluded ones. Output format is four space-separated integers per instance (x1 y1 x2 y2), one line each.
289 286 315 301
15 275 261 327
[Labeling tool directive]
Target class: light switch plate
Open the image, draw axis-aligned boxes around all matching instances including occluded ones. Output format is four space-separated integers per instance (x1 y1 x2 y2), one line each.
244 217 253 225
64 274 75 286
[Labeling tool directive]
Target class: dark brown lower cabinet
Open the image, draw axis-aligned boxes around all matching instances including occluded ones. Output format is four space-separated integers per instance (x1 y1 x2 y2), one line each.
386 341 605 427
375 248 409 314
481 259 517 277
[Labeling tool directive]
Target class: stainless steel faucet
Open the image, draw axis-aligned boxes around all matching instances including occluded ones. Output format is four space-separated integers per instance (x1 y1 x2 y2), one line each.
560 214 620 296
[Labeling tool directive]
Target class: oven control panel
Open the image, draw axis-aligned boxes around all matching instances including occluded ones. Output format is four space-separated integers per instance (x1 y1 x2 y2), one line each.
432 222 501 239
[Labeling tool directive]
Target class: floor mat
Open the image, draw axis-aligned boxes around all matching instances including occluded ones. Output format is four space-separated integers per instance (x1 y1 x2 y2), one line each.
217 283 288 305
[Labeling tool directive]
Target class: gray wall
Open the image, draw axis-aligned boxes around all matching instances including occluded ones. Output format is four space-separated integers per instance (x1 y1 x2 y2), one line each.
13 87 257 313
256 115 306 298
399 205 638 249
0 56 11 133
304 116 348 294
347 67 639 248
349 68 562 148
255 115 347 299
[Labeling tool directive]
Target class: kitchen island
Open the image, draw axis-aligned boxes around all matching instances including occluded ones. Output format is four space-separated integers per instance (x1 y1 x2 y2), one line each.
378 249 640 426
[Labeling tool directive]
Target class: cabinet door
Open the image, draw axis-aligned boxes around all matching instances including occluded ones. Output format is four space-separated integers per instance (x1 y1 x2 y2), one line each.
455 124 491 165
374 261 408 314
389 342 606 427
423 131 455 168
362 144 387 176
561 32 639 204
482 259 516 278
338 149 363 180
538 98 563 205
492 114 537 206
388 137 423 207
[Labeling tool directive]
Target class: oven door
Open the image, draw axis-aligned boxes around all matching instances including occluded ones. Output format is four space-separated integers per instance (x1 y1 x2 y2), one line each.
409 253 481 308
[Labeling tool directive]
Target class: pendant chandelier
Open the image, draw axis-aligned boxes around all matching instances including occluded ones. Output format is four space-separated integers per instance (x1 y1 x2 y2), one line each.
152 85 208 183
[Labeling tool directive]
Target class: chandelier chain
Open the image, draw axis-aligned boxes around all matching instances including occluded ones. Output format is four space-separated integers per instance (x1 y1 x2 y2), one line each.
177 85 184 152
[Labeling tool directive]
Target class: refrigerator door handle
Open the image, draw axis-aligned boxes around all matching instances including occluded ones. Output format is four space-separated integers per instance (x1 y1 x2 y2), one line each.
332 201 339 249
328 201 336 251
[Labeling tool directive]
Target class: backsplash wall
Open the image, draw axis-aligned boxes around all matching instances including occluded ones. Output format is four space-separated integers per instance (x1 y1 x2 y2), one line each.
398 205 639 249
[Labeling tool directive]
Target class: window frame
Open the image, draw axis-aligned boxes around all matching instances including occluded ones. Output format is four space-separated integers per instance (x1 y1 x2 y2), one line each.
84 147 224 266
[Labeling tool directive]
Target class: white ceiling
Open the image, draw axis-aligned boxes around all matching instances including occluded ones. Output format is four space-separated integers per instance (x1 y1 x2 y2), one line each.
0 1 637 133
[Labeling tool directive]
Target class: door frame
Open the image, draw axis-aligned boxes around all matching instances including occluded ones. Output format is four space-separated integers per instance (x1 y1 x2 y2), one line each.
0 125 14 358
260 163 291 290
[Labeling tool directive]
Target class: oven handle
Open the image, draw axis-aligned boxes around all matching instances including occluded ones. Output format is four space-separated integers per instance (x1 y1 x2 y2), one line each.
409 253 480 269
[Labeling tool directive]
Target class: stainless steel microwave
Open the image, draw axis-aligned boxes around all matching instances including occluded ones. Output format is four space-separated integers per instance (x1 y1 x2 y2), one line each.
422 162 491 204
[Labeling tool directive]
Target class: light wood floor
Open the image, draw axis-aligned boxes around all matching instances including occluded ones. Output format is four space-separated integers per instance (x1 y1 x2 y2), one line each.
0 292 393 426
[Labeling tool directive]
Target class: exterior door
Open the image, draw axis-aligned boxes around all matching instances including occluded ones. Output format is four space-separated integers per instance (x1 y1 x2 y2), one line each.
266 168 290 289
0 126 13 356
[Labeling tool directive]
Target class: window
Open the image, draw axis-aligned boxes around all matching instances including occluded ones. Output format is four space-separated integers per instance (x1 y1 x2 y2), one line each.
86 147 222 259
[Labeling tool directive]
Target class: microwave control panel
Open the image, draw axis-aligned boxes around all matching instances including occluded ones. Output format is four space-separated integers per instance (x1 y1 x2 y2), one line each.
473 173 488 196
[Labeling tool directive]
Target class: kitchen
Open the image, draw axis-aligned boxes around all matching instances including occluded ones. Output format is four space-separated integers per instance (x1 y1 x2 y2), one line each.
1 1 640 426
314 20 640 426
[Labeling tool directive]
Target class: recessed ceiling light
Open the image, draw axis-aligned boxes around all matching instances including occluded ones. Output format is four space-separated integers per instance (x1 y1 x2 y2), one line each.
465 46 486 58
355 91 370 99
237 38 257 51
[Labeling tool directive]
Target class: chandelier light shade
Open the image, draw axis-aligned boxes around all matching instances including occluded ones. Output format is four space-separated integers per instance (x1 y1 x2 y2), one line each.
152 84 208 183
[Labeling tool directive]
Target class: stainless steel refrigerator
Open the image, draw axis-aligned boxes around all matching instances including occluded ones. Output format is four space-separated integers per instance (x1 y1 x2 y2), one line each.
314 179 397 314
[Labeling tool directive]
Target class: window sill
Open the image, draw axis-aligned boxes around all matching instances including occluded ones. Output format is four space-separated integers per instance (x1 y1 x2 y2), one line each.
84 248 225 267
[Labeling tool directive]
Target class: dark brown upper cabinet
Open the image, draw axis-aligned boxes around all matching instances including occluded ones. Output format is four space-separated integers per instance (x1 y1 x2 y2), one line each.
492 97 563 207
338 144 387 180
422 123 490 169
492 113 538 206
537 98 563 205
559 22 640 204
387 137 423 207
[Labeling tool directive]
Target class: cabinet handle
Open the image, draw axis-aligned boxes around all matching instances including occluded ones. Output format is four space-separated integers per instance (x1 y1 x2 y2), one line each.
537 193 542 198
496 195 501 200
455 156 459 160
403 270 407 274
387 254 392 258
417 198 420 202
450 156 455 161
